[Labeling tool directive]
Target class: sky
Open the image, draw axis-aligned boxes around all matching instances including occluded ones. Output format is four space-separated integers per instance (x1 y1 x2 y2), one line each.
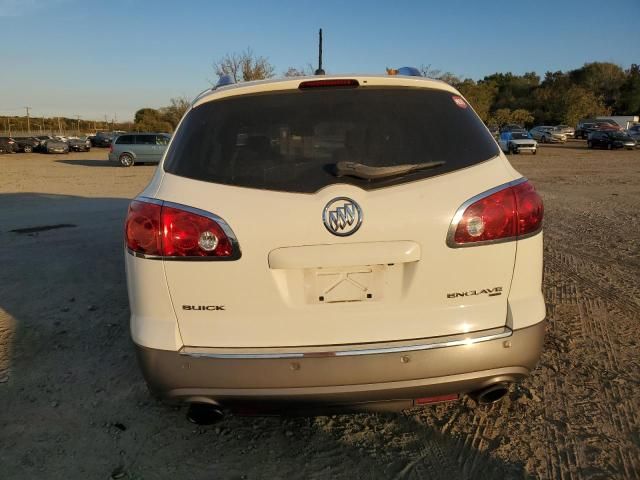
1 0 638 122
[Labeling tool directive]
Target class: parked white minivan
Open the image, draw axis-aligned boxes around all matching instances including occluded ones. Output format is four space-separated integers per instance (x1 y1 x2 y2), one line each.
124 73 545 419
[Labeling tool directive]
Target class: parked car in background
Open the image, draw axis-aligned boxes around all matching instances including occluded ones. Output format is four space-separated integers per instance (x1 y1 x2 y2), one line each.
596 116 639 130
594 121 622 131
124 74 546 417
555 125 575 138
67 137 91 152
529 126 567 143
499 130 537 154
626 124 640 144
499 124 524 133
91 132 116 147
0 137 18 153
42 138 69 154
587 131 637 150
0 137 16 153
13 137 40 153
575 120 622 139
109 133 170 166
575 120 596 139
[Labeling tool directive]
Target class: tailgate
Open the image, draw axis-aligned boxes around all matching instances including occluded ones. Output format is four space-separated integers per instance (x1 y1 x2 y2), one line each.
159 159 518 348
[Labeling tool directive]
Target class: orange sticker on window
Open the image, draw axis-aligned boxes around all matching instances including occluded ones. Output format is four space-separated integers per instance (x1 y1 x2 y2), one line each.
452 96 467 108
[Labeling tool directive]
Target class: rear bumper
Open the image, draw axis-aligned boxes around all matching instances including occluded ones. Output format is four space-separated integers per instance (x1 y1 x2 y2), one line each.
135 320 545 409
512 145 537 152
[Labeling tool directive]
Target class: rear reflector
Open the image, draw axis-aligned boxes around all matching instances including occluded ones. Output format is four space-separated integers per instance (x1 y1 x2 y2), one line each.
414 394 459 405
299 79 359 89
125 199 237 259
449 180 543 247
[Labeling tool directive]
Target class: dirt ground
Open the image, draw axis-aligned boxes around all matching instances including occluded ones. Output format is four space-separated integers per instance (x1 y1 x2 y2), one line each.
0 143 639 479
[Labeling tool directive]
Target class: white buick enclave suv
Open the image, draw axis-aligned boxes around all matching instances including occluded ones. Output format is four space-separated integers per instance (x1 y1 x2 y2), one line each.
124 73 545 417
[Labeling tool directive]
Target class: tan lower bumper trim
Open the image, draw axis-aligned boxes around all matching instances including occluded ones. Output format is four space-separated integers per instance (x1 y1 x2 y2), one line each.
135 321 546 401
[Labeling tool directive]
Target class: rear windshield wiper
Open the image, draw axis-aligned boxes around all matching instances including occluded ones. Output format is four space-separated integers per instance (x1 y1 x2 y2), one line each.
333 160 445 180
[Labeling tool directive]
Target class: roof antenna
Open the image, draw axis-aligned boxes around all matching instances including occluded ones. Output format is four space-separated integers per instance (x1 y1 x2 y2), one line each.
315 28 325 75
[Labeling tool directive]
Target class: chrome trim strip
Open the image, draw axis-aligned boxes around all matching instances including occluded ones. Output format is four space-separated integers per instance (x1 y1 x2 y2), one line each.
180 326 512 359
446 177 540 248
127 197 242 261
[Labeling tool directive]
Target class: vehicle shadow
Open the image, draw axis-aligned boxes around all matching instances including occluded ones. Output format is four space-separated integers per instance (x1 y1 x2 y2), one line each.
0 192 530 479
55 159 115 167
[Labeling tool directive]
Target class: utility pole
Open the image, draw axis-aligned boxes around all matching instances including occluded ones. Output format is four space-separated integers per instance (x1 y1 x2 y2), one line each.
104 114 108 130
76 115 80 135
25 106 31 135
57 117 62 136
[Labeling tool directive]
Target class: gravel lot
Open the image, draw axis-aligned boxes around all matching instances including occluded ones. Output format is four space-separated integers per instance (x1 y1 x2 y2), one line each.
1 143 639 479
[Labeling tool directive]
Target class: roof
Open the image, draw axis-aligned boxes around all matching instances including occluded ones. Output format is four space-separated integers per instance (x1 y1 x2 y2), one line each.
192 74 460 109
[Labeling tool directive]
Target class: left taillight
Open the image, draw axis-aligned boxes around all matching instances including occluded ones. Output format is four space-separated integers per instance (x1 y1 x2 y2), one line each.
125 199 237 259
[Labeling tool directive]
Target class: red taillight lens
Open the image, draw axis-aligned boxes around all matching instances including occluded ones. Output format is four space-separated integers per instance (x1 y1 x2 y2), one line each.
161 205 233 257
125 200 162 255
109 145 113 153
125 200 235 258
451 180 543 246
512 181 544 236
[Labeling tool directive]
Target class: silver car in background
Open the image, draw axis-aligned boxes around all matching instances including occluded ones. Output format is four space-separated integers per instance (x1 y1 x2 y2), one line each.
555 124 575 138
529 126 567 143
109 133 171 167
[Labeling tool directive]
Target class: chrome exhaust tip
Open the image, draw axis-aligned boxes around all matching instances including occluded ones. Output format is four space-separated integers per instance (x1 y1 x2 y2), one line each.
469 382 510 405
187 402 224 425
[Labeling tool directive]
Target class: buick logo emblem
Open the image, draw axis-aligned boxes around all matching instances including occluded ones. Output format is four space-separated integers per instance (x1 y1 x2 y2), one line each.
322 197 363 236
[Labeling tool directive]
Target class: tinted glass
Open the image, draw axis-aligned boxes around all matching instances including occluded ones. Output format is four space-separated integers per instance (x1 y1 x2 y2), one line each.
156 135 170 146
116 135 135 145
511 132 529 139
136 135 156 145
164 88 500 193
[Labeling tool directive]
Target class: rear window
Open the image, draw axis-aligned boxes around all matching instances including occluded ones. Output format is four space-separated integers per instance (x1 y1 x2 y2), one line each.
164 87 500 193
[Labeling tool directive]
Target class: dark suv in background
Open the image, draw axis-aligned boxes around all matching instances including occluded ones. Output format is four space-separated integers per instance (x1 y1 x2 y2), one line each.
91 132 116 147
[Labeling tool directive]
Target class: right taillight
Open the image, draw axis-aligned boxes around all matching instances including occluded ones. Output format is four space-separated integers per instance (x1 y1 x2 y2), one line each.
125 199 239 260
448 179 543 247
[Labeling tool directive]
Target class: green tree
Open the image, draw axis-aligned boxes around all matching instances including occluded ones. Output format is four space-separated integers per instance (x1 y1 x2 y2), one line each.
570 62 626 111
161 97 191 128
457 79 497 122
133 108 172 133
563 86 610 126
619 64 640 114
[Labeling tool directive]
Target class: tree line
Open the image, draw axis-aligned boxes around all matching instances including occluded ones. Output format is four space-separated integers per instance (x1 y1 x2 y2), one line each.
138 49 638 130
10 50 636 135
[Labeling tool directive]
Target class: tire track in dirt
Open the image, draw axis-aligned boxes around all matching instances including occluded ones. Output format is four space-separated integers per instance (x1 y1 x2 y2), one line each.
541 248 640 479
